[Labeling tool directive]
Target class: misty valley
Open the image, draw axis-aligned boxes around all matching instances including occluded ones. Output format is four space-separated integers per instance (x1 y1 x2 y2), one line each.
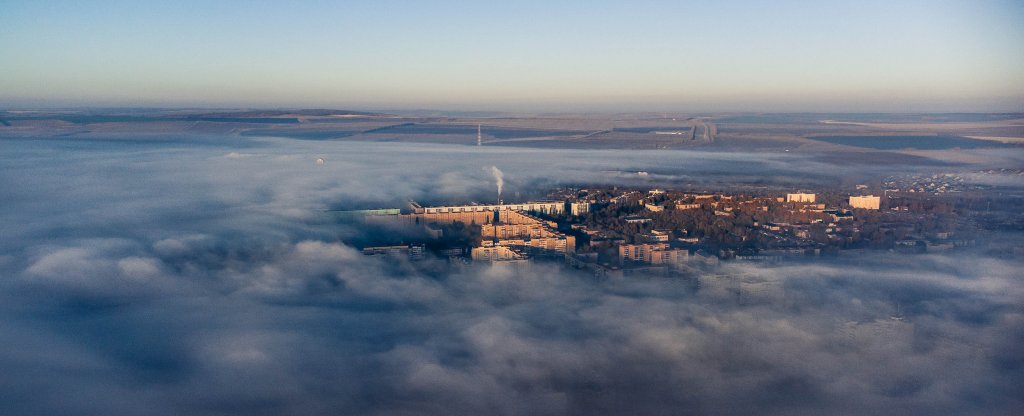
1 126 1022 415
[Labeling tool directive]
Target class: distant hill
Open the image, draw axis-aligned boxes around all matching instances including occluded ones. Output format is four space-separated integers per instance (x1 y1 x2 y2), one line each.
194 109 387 118
0 108 392 125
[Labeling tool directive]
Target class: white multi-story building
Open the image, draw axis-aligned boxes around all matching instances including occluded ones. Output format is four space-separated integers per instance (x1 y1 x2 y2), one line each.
849 195 881 210
786 193 816 203
619 243 689 267
570 202 590 216
471 245 526 262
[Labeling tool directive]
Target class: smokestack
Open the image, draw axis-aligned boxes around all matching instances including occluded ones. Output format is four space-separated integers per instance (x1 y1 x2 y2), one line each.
490 166 504 204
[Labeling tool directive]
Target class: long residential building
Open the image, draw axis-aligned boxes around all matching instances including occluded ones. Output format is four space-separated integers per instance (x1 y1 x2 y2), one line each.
786 193 816 203
619 243 689 268
849 195 881 210
482 210 575 255
471 245 528 262
416 201 565 215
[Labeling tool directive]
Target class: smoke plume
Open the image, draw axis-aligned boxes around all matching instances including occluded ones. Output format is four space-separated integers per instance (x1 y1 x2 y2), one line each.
490 166 504 201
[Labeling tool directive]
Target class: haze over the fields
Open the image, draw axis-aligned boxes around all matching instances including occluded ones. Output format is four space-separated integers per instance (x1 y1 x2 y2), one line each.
1 136 1022 415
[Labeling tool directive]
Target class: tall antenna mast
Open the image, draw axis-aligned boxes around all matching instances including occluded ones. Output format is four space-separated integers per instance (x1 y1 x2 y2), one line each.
477 124 482 146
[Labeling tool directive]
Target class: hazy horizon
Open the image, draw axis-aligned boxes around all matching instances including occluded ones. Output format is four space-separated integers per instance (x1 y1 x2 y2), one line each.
2 0 1023 112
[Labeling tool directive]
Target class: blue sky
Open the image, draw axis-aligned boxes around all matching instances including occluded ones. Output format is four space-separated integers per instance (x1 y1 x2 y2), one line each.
1 0 1022 111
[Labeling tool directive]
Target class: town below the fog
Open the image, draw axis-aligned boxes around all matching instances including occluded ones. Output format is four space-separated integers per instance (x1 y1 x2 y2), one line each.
2 117 1022 415
347 172 1022 279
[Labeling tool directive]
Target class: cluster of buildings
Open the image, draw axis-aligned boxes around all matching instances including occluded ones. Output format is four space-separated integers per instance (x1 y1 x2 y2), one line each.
574 188 931 267
791 192 879 210
883 173 968 195
413 201 590 217
357 200 587 265
472 209 576 262
881 169 1024 196
348 183 963 273
626 190 880 214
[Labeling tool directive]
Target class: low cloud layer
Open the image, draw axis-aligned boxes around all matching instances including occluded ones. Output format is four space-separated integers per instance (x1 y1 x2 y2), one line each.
0 136 1022 415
